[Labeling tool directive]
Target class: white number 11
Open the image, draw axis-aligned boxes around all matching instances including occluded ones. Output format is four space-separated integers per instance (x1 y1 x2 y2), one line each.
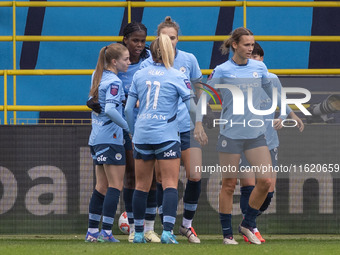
146 80 161 110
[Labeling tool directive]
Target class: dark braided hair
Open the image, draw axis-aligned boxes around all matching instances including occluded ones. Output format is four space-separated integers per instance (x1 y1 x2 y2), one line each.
122 22 150 60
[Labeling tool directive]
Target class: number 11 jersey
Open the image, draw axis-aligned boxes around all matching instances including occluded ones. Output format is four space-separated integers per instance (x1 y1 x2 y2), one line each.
129 62 192 144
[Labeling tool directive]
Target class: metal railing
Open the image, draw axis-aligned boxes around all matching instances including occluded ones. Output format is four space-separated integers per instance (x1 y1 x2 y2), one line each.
1 1 340 124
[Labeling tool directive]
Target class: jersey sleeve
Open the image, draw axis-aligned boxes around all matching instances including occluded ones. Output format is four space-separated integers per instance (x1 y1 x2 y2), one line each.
188 53 203 82
271 74 292 116
128 73 139 99
207 67 221 89
177 74 192 103
106 80 123 105
262 68 290 119
196 67 221 122
260 62 271 86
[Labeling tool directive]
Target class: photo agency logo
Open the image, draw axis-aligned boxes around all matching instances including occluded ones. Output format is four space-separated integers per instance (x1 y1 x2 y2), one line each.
199 82 312 128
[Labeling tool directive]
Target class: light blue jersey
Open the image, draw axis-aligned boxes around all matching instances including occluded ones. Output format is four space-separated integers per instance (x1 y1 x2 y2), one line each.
207 58 278 139
89 70 125 146
118 50 150 120
128 63 192 144
261 72 292 150
140 49 202 132
118 50 150 95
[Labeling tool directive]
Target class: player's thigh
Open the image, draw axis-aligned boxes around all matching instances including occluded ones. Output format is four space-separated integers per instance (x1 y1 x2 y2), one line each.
103 164 126 190
124 149 135 188
218 152 240 179
134 159 155 192
245 146 272 179
158 158 180 189
155 160 162 183
95 165 108 194
238 152 256 186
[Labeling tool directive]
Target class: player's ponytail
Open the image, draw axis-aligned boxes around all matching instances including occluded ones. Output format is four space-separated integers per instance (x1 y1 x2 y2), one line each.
220 27 253 55
150 33 174 69
89 46 106 100
90 43 128 100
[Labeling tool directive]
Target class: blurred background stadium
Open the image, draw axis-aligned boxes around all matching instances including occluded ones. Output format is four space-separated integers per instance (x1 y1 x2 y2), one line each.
1 0 340 235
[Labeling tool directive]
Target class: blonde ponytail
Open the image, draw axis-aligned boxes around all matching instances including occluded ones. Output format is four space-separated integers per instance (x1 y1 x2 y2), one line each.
150 34 174 69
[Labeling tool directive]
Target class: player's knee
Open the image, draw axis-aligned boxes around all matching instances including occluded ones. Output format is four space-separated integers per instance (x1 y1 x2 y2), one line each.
256 178 271 192
188 176 201 182
221 179 237 195
95 184 108 195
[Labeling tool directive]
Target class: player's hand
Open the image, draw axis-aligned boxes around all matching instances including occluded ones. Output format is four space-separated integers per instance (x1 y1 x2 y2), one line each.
86 98 101 114
122 99 126 107
273 118 283 130
194 122 208 146
289 112 304 132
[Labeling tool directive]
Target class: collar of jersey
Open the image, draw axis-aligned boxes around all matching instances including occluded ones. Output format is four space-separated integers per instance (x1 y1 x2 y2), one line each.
230 58 249 66
152 62 164 66
104 69 117 75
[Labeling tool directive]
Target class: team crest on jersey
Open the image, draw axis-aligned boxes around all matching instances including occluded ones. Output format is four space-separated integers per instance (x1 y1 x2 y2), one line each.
208 70 215 80
253 72 259 78
110 84 119 96
179 66 186 73
184 79 192 89
115 153 122 160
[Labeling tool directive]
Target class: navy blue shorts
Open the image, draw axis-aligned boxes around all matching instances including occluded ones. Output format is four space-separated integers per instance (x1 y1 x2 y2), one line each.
180 130 201 151
240 147 278 168
133 141 181 160
90 144 126 165
217 134 267 154
123 130 133 151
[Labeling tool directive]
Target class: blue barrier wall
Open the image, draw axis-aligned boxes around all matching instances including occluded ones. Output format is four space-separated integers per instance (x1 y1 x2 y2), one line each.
0 0 339 122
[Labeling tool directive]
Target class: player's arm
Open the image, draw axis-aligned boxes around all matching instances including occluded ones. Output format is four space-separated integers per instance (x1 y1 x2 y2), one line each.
189 53 203 99
194 93 208 146
193 79 203 99
124 95 138 136
194 70 220 146
262 72 291 122
184 95 197 124
288 111 304 132
105 103 129 132
271 75 304 131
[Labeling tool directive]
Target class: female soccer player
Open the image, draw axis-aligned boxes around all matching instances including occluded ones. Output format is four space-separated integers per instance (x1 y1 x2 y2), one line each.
239 42 304 243
141 16 203 243
87 22 160 243
119 22 160 243
195 27 286 245
125 33 195 244
85 43 130 243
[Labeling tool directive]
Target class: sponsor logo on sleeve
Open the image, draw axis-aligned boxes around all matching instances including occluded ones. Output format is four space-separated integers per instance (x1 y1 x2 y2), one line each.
184 79 192 89
207 70 215 80
110 84 119 96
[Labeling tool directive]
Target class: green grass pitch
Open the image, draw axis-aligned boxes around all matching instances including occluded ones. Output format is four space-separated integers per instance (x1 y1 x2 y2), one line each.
1 235 340 255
